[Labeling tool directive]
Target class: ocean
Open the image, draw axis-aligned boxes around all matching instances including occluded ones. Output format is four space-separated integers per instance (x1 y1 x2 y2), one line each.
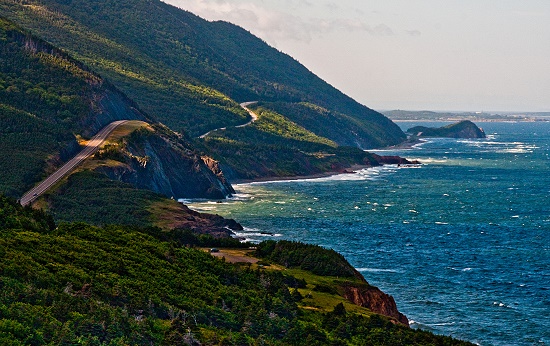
186 121 550 345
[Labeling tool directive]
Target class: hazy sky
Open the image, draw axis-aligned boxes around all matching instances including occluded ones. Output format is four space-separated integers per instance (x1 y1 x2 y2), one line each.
164 0 550 112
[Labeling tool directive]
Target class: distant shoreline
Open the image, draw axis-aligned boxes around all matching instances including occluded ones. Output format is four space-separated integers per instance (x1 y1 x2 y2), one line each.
391 118 550 123
231 143 425 186
231 164 374 185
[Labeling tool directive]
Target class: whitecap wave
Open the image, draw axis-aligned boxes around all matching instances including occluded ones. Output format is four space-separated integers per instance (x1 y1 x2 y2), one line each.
449 267 474 272
412 140 431 148
425 322 456 327
414 158 447 164
457 139 538 154
233 227 282 240
178 198 212 204
229 193 253 201
245 173 363 184
493 301 515 309
356 268 399 273
186 206 217 211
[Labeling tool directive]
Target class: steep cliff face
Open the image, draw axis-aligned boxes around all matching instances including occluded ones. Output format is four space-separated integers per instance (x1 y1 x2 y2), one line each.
342 284 409 326
97 125 234 199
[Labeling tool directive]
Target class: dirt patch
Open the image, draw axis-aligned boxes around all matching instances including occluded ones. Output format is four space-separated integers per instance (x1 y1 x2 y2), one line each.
207 249 259 264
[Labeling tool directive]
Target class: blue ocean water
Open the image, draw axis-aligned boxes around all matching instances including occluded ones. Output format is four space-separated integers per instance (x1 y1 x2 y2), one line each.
187 122 550 345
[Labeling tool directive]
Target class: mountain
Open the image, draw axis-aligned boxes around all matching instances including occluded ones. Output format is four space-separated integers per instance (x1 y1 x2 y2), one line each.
0 0 406 169
407 120 486 139
0 17 240 208
0 8 474 344
0 16 146 197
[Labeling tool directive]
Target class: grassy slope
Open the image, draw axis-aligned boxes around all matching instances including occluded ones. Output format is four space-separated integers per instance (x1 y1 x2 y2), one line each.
42 170 165 227
201 134 379 180
198 104 383 179
0 195 474 345
258 102 404 148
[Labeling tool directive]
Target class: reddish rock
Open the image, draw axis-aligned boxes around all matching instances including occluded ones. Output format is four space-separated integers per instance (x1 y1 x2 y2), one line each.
342 284 409 326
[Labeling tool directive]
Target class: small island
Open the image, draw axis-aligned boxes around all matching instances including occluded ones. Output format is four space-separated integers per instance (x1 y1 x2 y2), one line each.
407 120 486 139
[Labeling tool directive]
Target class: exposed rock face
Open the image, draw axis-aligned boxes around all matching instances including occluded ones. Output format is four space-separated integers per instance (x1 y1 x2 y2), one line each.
168 203 243 238
201 156 233 194
97 126 235 199
343 284 409 326
407 120 486 139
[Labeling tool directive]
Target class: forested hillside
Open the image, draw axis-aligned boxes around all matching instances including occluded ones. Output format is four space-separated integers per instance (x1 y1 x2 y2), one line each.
0 195 474 345
406 121 486 139
0 16 147 197
0 16 238 234
0 0 405 149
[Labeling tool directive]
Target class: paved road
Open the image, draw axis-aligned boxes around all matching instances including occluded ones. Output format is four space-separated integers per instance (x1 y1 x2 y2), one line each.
199 101 258 138
19 120 129 206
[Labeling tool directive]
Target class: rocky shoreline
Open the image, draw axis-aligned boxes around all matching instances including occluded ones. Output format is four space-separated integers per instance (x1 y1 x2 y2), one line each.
232 155 420 185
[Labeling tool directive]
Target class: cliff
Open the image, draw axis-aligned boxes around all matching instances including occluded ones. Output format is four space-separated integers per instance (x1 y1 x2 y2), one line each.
255 240 409 326
95 124 234 199
407 120 486 139
82 85 149 137
163 202 243 238
342 283 409 326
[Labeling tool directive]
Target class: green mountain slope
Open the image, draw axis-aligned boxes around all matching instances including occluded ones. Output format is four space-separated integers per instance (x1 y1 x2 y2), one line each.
0 15 237 225
0 16 147 197
0 0 405 149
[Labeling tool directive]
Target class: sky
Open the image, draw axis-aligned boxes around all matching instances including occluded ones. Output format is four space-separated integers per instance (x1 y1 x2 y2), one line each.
163 0 550 112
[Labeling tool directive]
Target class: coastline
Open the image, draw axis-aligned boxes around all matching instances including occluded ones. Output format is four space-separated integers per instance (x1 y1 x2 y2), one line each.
391 118 550 123
231 164 373 185
376 138 426 150
231 142 424 186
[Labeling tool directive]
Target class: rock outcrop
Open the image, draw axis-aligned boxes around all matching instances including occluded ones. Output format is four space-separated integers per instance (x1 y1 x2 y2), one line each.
96 125 235 199
165 203 243 238
407 120 486 139
372 154 421 166
342 283 409 326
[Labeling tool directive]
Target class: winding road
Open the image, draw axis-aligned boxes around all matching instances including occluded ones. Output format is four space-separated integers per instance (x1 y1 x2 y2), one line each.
21 101 259 205
199 101 258 139
19 120 129 206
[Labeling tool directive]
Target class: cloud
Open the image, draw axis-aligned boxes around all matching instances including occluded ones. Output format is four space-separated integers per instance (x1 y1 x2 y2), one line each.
407 30 422 37
163 0 395 45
